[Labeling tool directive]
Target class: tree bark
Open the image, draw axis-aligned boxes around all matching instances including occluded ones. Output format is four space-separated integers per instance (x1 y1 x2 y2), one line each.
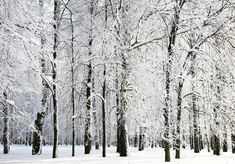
116 66 120 153
93 99 99 150
84 62 92 154
102 65 106 157
118 57 129 157
213 67 221 156
32 112 45 155
68 6 76 157
101 0 108 157
190 50 200 153
52 0 60 158
134 132 138 147
213 134 220 155
115 0 130 157
84 0 94 154
175 81 183 159
32 0 49 155
192 85 200 153
3 91 10 154
138 127 145 151
231 134 235 153
92 80 99 150
163 0 186 161
222 126 228 152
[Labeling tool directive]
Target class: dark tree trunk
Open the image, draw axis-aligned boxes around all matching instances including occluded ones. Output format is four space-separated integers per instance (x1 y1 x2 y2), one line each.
151 140 154 148
199 134 203 150
175 81 183 159
190 51 200 153
138 127 145 151
182 132 186 149
101 0 108 157
101 65 106 157
134 132 138 147
71 46 75 156
114 0 132 157
84 62 92 154
116 66 120 153
3 91 10 154
32 112 45 155
213 67 221 156
213 134 220 155
213 111 220 156
118 57 129 157
192 93 200 153
69 7 76 157
163 0 186 161
222 127 227 152
84 0 95 154
231 134 235 153
32 0 48 155
115 65 120 153
52 0 60 158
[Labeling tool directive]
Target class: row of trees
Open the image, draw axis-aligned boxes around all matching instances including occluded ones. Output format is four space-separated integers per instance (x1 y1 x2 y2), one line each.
1 0 235 162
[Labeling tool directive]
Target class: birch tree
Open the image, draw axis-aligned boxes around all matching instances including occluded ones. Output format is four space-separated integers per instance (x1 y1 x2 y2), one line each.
52 0 61 158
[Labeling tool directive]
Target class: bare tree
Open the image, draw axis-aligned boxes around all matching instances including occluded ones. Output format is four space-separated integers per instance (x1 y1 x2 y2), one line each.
32 0 49 155
163 0 186 161
3 90 10 154
52 0 61 158
84 0 95 154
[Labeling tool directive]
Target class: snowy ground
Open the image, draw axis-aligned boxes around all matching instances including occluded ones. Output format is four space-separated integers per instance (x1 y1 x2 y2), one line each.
0 145 235 164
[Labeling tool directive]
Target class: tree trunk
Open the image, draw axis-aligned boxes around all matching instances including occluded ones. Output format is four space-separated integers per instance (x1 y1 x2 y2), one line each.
207 135 210 152
231 134 235 153
213 134 220 155
190 51 200 153
138 127 145 151
210 134 214 151
84 0 94 154
114 0 132 157
32 0 48 155
92 61 99 150
32 112 45 155
69 7 76 157
93 82 99 150
118 57 129 157
192 89 200 153
222 126 228 152
92 64 99 150
101 0 108 157
199 134 203 150
84 62 92 154
175 81 183 159
116 68 120 153
163 0 185 161
52 0 60 158
134 132 138 147
3 91 10 154
213 67 221 156
102 65 106 157
93 100 99 150
189 115 194 150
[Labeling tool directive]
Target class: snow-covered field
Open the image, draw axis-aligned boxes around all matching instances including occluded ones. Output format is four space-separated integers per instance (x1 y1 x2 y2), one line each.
0 145 235 164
